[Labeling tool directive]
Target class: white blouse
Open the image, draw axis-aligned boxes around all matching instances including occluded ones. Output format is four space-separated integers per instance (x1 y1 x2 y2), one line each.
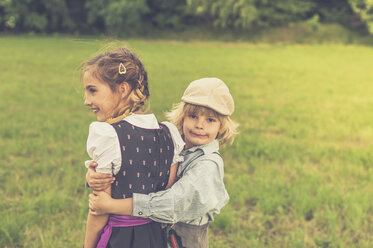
84 114 185 175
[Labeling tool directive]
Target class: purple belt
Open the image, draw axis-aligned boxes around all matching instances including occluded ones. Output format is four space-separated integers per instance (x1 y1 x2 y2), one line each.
96 215 152 248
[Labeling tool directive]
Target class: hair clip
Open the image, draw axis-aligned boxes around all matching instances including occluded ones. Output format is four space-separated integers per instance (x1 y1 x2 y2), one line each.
119 63 126 75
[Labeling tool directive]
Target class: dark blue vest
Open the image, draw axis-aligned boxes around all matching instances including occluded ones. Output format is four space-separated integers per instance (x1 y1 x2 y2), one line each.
110 120 174 199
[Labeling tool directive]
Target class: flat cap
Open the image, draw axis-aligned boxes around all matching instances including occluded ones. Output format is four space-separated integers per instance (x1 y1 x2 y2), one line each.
181 78 234 116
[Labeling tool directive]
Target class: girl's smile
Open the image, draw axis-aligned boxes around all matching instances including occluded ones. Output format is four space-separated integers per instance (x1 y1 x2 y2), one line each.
91 107 99 113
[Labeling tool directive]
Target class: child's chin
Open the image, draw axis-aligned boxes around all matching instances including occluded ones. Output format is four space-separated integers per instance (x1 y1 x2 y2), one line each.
96 116 105 122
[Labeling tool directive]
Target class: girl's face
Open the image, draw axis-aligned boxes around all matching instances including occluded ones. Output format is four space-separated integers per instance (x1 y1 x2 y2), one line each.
182 110 221 149
84 69 123 122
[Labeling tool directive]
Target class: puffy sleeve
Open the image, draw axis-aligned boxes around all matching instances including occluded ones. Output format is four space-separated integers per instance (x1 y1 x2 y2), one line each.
162 121 184 164
84 121 122 175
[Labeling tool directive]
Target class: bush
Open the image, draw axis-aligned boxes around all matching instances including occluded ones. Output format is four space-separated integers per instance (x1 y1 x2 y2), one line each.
85 0 149 35
0 0 76 32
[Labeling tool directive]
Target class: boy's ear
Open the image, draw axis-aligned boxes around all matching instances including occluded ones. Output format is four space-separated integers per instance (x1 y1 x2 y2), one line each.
217 124 223 138
179 118 185 134
119 82 132 99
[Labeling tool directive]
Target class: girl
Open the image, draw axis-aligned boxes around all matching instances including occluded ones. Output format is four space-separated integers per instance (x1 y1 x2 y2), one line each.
82 47 184 248
87 78 238 248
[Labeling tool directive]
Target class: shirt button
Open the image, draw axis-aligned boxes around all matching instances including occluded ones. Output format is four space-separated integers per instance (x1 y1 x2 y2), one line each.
138 211 143 215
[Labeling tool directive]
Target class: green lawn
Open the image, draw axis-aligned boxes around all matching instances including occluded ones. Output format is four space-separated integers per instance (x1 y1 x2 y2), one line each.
1 36 373 247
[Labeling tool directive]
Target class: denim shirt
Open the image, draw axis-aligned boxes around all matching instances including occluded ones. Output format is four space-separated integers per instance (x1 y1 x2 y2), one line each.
132 140 229 225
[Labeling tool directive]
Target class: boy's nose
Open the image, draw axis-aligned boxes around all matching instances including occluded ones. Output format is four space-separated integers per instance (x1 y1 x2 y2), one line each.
195 119 204 129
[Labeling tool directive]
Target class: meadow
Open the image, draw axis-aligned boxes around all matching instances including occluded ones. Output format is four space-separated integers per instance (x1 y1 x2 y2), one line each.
1 36 373 247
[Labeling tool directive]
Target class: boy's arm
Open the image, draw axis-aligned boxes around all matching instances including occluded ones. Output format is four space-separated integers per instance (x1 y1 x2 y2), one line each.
91 158 229 223
88 162 179 216
89 191 133 216
84 187 111 248
165 163 179 189
132 158 229 223
86 161 115 191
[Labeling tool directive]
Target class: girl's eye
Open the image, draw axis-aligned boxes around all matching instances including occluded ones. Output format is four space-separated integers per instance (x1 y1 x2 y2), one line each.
89 88 96 93
189 114 197 119
208 118 216 122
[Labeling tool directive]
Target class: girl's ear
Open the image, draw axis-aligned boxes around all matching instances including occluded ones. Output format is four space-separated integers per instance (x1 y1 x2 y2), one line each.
118 82 132 99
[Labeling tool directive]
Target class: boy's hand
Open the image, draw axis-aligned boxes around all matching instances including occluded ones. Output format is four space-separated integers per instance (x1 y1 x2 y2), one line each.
86 161 115 191
89 191 112 215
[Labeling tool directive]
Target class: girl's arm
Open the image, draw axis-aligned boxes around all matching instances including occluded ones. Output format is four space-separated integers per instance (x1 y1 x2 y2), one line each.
85 122 121 191
83 122 121 247
84 186 111 248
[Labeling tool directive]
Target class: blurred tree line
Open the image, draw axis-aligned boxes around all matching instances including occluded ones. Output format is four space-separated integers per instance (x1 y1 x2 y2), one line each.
0 0 372 35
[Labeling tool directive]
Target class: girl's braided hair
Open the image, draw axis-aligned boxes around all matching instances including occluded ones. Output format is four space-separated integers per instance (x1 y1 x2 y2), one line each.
82 47 149 123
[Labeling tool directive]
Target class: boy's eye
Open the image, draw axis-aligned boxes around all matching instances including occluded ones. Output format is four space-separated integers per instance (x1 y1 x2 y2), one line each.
89 88 96 93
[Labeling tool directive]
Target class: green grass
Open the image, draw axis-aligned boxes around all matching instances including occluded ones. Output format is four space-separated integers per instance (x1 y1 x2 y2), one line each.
1 36 373 247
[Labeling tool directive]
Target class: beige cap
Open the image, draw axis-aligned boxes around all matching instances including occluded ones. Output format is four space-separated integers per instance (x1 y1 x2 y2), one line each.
181 78 234 116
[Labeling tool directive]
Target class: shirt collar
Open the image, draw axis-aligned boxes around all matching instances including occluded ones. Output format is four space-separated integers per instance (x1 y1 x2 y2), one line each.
123 113 160 129
181 139 219 156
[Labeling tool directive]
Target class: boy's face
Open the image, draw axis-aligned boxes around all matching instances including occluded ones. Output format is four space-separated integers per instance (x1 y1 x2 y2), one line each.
182 111 221 149
83 69 121 122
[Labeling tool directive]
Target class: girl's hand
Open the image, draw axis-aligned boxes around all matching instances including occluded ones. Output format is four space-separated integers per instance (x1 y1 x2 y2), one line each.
89 191 112 215
86 161 115 191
